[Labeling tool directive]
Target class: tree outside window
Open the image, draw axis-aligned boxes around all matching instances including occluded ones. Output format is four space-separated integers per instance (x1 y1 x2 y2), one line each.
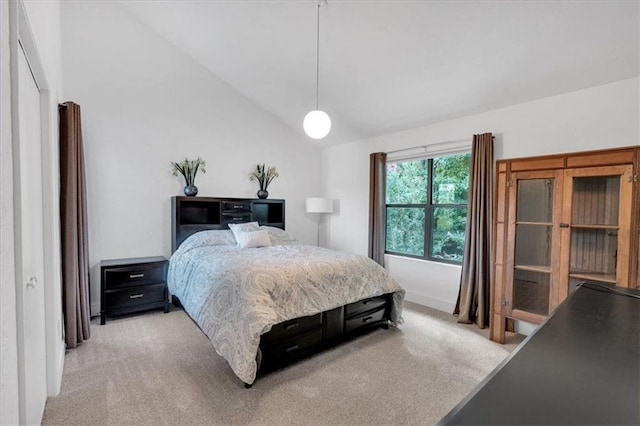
385 153 470 264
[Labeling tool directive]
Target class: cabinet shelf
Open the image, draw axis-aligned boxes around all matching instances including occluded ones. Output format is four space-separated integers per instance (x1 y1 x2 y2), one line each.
570 224 619 230
569 272 617 284
516 221 553 226
514 265 551 274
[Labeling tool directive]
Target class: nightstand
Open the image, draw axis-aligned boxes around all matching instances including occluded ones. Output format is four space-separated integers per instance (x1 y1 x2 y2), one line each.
100 256 169 325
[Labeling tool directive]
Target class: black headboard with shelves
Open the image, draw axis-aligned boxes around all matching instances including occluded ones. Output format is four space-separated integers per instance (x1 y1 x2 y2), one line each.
171 196 285 252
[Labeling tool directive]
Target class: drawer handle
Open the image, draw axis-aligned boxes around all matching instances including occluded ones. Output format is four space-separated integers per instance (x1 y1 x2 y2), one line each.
232 217 243 221
284 322 299 331
129 293 144 299
285 344 299 352
362 316 374 323
233 205 243 209
363 299 373 305
129 273 144 279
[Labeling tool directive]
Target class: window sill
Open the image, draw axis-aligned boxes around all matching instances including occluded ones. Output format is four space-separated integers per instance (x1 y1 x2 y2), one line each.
384 253 462 269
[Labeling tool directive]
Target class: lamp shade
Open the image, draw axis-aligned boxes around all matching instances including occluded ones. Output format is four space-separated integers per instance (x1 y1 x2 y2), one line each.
305 197 333 214
303 110 331 139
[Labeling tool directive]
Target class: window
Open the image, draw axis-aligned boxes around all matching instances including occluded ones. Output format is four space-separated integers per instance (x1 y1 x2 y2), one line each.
385 153 470 263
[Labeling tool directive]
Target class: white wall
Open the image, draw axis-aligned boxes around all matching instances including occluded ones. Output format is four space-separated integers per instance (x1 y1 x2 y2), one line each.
60 1 323 315
322 77 639 314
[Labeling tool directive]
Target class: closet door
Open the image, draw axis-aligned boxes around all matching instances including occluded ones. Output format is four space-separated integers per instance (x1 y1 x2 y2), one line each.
15 44 48 424
559 165 634 298
504 170 563 324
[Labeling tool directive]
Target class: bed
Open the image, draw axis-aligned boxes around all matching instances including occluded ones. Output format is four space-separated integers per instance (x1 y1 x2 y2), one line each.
168 196 404 386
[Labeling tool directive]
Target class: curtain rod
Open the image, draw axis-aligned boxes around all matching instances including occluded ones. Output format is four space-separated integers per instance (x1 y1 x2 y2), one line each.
386 136 493 155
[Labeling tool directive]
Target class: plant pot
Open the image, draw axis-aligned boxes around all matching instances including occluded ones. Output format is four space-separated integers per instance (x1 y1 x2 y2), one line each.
184 185 198 196
257 189 268 199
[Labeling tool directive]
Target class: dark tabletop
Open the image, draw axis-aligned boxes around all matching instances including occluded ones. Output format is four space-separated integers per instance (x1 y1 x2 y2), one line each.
440 283 640 425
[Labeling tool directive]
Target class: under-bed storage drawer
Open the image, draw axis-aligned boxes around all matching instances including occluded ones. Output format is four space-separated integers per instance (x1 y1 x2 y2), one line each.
345 295 388 317
261 328 323 365
261 313 322 344
344 306 387 334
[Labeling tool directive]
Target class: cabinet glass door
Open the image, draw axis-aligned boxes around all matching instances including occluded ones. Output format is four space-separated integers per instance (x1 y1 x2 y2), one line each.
506 171 562 322
562 166 633 294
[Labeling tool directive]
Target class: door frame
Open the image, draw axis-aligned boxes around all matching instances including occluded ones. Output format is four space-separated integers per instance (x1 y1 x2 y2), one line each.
8 0 65 421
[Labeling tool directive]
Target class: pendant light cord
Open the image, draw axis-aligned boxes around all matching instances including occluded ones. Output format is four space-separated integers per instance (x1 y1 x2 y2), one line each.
315 2 320 110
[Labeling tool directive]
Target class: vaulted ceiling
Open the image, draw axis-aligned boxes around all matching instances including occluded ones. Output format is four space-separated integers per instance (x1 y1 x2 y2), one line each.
119 1 639 145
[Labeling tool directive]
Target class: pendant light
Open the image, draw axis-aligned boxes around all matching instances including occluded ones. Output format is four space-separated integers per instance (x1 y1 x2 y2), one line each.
303 0 331 139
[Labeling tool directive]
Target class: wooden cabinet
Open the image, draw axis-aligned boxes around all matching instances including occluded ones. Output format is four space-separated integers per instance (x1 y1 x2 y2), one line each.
100 256 169 325
491 147 639 343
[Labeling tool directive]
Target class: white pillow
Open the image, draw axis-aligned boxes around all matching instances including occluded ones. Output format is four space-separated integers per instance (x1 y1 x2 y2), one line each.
228 221 259 243
235 230 272 249
258 226 298 245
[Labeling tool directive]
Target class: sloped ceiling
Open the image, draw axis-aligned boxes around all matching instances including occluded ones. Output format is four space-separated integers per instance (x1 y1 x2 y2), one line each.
119 0 639 145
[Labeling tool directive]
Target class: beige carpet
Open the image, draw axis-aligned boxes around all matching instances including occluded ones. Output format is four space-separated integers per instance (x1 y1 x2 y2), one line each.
42 302 523 425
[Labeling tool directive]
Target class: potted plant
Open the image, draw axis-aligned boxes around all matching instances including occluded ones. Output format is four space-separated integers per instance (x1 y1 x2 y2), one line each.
249 164 279 199
171 157 206 196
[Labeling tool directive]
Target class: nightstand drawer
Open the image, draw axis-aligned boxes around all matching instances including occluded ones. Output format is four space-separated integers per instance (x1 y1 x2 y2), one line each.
100 256 169 324
261 313 322 344
105 283 166 310
345 295 388 318
103 263 166 289
344 306 387 334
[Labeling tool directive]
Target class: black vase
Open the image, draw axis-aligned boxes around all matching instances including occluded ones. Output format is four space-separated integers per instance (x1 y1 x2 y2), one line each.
257 189 268 199
184 185 198 196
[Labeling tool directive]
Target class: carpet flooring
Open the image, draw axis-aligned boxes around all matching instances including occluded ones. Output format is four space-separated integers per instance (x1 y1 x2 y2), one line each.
42 302 523 425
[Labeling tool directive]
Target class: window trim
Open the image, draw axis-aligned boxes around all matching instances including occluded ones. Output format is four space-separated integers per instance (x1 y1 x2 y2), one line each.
384 152 470 265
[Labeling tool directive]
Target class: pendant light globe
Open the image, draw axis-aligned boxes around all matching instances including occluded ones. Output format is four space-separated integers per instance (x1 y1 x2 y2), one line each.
304 0 330 140
303 110 331 139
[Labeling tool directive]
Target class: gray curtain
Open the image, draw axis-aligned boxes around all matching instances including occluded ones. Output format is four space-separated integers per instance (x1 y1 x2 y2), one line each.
59 101 91 348
454 133 494 328
368 152 387 266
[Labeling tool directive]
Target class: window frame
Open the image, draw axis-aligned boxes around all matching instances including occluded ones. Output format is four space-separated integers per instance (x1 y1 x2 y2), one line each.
384 153 470 265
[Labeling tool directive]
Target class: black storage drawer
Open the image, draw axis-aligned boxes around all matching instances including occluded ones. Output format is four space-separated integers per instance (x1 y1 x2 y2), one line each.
345 295 388 318
262 313 322 344
105 283 166 311
103 263 167 290
344 306 387 334
223 201 252 212
261 328 323 364
100 256 169 325
221 213 252 224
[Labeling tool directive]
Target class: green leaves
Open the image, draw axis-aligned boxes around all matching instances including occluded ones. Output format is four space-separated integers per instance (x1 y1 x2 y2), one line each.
171 157 206 186
249 163 279 191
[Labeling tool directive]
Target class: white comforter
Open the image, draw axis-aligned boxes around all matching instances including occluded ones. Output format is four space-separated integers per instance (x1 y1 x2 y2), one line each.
168 230 404 384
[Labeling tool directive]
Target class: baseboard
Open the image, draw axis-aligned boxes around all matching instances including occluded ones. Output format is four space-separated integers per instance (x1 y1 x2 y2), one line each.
404 290 454 313
54 341 64 396
90 302 100 318
514 320 537 336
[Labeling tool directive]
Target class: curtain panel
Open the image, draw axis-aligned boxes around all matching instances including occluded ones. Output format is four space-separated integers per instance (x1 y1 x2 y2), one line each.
59 101 91 348
455 133 494 328
368 152 387 266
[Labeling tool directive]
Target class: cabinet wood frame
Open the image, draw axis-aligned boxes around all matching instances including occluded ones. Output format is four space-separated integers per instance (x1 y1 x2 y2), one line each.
491 146 639 343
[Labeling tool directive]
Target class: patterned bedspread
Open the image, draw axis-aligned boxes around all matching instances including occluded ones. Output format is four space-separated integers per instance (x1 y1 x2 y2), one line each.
167 229 404 384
